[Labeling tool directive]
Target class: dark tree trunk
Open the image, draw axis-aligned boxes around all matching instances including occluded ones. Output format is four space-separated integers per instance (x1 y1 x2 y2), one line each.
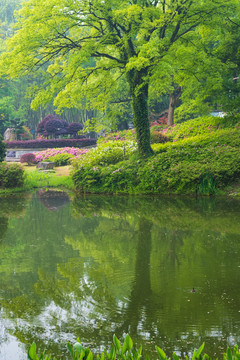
127 69 153 157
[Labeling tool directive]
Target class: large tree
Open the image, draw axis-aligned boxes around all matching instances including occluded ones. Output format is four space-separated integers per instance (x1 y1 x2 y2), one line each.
0 0 237 156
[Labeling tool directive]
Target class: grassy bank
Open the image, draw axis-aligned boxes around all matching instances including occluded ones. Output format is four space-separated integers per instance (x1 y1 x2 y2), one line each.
71 116 240 196
1 115 240 197
0 164 73 195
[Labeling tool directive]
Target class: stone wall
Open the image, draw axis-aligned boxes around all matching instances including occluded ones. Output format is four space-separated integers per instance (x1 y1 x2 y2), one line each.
5 149 42 162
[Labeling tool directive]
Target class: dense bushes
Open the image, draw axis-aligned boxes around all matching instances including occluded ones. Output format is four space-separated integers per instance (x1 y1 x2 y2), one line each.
150 129 169 144
4 138 96 149
0 135 6 162
48 153 74 166
98 128 170 144
72 116 240 195
0 162 24 188
72 141 137 169
165 115 240 140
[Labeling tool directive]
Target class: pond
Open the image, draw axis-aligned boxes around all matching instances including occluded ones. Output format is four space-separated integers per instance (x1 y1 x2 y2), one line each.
0 191 240 360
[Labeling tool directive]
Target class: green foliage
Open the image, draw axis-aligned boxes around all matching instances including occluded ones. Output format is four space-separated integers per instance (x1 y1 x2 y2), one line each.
28 342 55 360
1 0 237 156
24 170 73 191
48 153 74 167
72 141 137 169
98 129 170 145
72 116 240 195
165 115 240 140
150 129 169 144
97 130 136 144
0 162 24 188
27 335 240 360
0 135 6 162
197 173 217 196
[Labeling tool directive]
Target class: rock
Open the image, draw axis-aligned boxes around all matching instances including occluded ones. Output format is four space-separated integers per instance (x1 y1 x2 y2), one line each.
36 162 55 170
4 128 16 141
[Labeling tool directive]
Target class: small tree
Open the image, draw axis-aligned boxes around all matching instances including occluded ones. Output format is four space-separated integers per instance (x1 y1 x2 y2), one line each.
37 115 64 137
20 153 36 165
44 118 63 138
68 122 83 138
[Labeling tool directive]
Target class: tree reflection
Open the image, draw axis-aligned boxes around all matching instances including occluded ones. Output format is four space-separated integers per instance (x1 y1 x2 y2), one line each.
0 194 239 358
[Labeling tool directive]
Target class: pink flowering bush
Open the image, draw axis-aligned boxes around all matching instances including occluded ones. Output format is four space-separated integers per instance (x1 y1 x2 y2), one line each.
35 147 89 164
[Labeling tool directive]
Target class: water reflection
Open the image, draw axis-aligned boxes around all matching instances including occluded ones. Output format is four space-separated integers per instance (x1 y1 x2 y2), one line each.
38 189 70 212
0 193 239 359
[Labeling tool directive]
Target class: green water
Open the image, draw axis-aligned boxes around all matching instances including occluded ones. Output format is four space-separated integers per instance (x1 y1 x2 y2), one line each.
0 191 240 360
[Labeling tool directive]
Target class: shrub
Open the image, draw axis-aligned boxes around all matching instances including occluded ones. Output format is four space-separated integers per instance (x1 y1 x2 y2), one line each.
165 115 240 140
98 128 170 146
35 147 89 162
48 153 74 166
20 153 36 165
0 162 24 188
4 138 96 149
0 135 6 162
71 140 137 170
98 129 136 144
72 126 240 195
150 129 170 144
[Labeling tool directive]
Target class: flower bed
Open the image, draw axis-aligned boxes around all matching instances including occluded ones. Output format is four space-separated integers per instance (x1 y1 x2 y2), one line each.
35 147 89 163
4 138 96 149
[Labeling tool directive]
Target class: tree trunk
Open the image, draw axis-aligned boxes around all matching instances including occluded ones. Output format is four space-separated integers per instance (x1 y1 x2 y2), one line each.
167 85 181 127
167 92 175 126
127 70 153 157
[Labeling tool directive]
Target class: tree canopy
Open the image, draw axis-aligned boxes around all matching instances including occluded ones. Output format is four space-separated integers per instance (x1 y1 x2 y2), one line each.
0 0 238 155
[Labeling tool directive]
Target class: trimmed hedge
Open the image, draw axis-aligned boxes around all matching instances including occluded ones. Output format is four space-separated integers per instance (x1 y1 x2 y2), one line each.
4 138 96 149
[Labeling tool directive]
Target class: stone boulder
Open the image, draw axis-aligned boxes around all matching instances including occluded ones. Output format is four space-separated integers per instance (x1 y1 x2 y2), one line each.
4 128 16 141
36 162 55 170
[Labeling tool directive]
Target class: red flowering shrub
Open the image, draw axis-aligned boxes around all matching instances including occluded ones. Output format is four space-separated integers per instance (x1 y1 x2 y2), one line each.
20 153 37 165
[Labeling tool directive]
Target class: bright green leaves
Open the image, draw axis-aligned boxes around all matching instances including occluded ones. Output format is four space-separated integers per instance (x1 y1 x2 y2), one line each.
27 337 240 360
28 342 54 360
113 334 121 352
0 0 239 156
